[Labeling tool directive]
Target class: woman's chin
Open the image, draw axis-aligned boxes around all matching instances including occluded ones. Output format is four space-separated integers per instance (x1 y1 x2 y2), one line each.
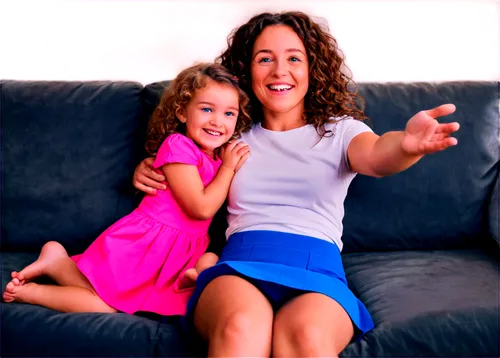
264 104 304 117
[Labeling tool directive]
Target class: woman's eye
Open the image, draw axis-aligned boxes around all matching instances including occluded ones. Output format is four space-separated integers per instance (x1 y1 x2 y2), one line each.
201 108 212 113
289 56 300 62
258 57 273 63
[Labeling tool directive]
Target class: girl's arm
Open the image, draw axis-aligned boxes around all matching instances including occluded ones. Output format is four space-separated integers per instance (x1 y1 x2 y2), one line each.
347 104 459 178
162 141 250 220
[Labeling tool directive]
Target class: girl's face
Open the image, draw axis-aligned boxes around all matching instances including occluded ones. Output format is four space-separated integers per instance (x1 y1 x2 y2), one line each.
178 79 239 157
250 25 309 118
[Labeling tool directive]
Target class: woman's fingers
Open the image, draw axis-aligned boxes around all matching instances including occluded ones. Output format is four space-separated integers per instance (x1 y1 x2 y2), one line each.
148 170 166 182
134 182 159 195
423 136 458 154
139 175 166 189
424 104 456 119
143 157 155 167
434 122 460 134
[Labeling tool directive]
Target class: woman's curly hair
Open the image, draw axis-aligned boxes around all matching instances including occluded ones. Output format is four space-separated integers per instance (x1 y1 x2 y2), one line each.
216 11 368 137
146 63 252 155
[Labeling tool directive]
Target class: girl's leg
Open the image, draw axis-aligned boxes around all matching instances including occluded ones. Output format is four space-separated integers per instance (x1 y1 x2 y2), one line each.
4 241 116 313
3 282 117 313
193 275 274 357
9 241 94 290
272 292 355 358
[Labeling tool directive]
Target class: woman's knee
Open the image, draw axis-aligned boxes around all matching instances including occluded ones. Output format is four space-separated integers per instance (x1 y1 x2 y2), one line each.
215 310 269 343
194 276 274 341
273 318 335 356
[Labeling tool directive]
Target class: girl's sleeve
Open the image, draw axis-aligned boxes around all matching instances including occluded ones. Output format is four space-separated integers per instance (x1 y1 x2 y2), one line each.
153 134 200 169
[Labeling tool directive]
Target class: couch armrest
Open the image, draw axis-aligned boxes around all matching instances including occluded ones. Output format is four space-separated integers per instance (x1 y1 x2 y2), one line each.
489 171 499 247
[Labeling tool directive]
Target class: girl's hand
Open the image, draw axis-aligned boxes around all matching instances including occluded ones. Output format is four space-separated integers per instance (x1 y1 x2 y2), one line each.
221 141 250 172
402 104 460 156
132 157 166 195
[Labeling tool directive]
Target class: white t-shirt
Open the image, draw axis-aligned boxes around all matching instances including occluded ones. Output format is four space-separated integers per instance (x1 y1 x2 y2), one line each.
226 117 373 251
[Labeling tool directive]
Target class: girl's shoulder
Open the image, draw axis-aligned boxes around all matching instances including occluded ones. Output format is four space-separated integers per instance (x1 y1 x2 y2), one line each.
162 133 199 150
153 133 201 169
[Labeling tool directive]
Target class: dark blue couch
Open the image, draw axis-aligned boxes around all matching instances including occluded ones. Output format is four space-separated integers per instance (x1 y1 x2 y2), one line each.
1 80 498 357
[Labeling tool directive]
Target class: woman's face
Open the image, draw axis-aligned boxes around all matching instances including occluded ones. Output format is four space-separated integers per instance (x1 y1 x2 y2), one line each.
251 25 309 117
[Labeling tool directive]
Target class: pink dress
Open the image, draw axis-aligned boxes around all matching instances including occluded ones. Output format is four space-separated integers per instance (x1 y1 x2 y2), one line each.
72 134 222 316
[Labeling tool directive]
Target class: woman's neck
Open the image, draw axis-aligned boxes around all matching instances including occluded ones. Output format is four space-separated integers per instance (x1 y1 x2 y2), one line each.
261 105 306 131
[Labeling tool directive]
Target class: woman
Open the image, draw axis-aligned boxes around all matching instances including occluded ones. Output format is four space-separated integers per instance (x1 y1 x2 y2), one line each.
134 11 459 357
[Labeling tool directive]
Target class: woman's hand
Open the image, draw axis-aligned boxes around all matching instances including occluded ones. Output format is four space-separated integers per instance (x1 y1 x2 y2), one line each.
402 104 460 155
132 157 166 195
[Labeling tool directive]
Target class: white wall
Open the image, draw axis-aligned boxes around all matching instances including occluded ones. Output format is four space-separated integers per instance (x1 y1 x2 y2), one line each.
0 0 499 84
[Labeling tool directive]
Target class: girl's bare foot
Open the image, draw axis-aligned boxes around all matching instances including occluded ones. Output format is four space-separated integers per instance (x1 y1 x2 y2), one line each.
14 241 69 283
10 271 28 285
2 277 22 302
3 281 37 303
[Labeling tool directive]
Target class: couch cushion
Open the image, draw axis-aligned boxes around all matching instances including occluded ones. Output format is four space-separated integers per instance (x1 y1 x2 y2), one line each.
0 252 193 357
0 81 147 254
342 82 500 252
341 249 499 357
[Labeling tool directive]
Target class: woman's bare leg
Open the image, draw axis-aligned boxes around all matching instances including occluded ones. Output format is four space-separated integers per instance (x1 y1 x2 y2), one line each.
272 293 355 357
194 275 274 357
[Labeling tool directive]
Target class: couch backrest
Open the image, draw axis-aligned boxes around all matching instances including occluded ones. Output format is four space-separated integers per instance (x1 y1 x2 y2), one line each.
1 80 146 253
2 80 498 254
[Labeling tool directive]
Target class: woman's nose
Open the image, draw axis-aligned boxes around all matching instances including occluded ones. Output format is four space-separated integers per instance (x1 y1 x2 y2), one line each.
272 59 288 77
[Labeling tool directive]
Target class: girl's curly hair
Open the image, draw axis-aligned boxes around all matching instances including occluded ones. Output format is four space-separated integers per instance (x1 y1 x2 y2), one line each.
146 63 252 155
216 11 368 137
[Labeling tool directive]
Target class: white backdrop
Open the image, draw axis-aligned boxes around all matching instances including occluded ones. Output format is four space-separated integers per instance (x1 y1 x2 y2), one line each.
0 0 499 84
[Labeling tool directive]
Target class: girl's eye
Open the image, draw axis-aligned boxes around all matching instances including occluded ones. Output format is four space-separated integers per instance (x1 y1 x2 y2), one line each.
201 108 212 113
225 111 236 117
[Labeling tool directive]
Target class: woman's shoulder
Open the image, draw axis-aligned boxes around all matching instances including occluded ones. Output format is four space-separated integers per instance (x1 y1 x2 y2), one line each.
325 116 372 133
238 123 259 139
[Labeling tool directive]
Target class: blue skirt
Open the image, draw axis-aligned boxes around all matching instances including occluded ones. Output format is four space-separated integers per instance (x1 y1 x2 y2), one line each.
184 230 374 336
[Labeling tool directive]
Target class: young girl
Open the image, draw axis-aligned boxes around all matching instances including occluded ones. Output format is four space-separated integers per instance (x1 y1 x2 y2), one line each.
2 63 252 316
